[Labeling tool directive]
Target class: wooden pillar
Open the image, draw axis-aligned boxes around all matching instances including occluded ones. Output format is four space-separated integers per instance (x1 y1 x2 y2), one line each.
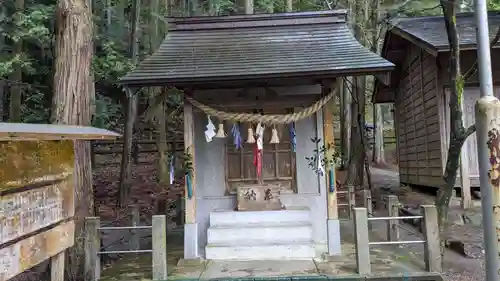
323 81 341 256
323 83 338 220
183 100 198 259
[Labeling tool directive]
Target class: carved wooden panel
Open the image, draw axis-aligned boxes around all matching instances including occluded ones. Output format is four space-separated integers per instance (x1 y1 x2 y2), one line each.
0 179 75 245
236 184 283 211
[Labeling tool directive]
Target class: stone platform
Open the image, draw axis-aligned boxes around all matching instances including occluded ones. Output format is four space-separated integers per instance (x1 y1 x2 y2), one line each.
170 221 443 281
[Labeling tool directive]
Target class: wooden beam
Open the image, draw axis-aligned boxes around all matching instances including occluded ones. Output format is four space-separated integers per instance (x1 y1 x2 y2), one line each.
200 95 321 110
183 102 196 224
323 82 338 220
374 72 391 86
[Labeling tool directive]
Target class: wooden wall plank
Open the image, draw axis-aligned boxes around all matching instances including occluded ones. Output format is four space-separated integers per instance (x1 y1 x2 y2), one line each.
0 220 75 281
0 141 74 191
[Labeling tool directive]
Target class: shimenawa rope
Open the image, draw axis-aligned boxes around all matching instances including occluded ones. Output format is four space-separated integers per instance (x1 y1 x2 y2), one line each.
185 88 336 124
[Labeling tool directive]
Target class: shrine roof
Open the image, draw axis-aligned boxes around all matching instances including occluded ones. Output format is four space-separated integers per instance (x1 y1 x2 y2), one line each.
118 10 394 89
390 12 500 53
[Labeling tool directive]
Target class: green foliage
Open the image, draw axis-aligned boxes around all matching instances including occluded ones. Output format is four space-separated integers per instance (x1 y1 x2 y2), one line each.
92 41 135 84
306 137 342 175
92 94 122 129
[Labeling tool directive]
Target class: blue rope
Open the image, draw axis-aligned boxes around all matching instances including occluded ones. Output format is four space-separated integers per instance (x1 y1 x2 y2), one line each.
289 122 297 152
328 169 335 193
186 172 193 199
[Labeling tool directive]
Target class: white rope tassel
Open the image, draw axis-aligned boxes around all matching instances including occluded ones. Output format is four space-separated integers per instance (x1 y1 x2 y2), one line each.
247 127 256 143
205 116 216 142
256 123 265 150
215 122 226 138
270 126 280 144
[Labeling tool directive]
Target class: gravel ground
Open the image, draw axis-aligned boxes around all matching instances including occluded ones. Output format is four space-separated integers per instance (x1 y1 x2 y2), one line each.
369 167 486 281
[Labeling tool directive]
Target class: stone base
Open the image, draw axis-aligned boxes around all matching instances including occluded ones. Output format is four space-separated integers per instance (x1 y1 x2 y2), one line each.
184 223 199 259
236 184 283 211
327 219 341 256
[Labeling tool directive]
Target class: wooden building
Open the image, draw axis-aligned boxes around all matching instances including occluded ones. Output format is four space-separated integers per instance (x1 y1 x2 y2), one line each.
119 11 394 261
373 12 500 191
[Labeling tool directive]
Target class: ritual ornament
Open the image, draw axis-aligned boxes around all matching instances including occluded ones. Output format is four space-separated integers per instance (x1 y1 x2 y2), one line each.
215 122 226 138
204 116 216 142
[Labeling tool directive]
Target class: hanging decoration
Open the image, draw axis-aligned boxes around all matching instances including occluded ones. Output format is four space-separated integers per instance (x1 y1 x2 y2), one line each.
205 116 216 142
215 122 226 138
231 123 243 149
289 122 297 152
316 152 325 177
328 169 335 193
270 125 280 144
253 123 265 179
247 126 256 144
186 171 193 199
169 155 175 185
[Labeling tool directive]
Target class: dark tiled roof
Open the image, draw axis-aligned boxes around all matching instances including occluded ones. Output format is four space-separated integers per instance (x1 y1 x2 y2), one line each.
119 10 394 87
392 12 500 50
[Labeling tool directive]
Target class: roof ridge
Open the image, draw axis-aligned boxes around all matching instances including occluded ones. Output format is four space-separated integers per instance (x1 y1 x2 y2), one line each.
167 10 347 31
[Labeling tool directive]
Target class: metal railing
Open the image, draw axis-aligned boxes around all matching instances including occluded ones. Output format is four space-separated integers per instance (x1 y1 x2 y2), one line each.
83 215 168 281
337 186 372 221
353 204 441 275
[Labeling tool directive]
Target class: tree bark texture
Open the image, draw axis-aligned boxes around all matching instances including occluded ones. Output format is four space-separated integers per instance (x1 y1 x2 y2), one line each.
52 0 94 279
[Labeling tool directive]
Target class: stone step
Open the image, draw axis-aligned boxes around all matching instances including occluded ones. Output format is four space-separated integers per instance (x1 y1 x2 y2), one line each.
205 241 315 260
207 222 313 244
209 210 310 227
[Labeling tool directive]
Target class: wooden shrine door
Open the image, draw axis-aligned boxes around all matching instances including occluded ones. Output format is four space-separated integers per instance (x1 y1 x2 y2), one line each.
225 108 297 195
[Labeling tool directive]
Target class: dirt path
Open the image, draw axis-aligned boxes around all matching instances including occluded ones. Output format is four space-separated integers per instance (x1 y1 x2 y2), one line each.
369 167 485 281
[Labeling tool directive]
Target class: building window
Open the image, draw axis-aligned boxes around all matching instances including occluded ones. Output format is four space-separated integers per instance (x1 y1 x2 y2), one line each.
225 122 297 194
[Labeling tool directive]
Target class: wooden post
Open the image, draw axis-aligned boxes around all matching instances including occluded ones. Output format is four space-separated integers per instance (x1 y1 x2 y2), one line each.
183 100 198 258
184 102 196 224
347 184 356 219
84 217 101 281
323 83 338 220
386 195 400 242
132 141 139 164
152 215 168 280
131 205 140 251
362 189 372 230
51 251 65 281
353 207 371 275
421 205 442 272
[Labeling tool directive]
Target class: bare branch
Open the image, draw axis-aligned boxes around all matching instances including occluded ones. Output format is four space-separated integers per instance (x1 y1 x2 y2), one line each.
464 123 476 139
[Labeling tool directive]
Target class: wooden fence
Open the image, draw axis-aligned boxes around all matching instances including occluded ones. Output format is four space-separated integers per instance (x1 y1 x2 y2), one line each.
92 135 396 165
91 139 184 165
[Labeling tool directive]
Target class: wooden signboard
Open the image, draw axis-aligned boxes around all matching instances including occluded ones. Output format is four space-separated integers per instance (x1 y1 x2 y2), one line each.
0 123 119 281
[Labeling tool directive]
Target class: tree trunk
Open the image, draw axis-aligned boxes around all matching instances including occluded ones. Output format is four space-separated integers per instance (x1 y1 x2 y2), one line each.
118 0 141 206
373 104 385 163
52 0 94 278
346 0 367 189
340 78 351 168
9 0 24 122
436 0 476 261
